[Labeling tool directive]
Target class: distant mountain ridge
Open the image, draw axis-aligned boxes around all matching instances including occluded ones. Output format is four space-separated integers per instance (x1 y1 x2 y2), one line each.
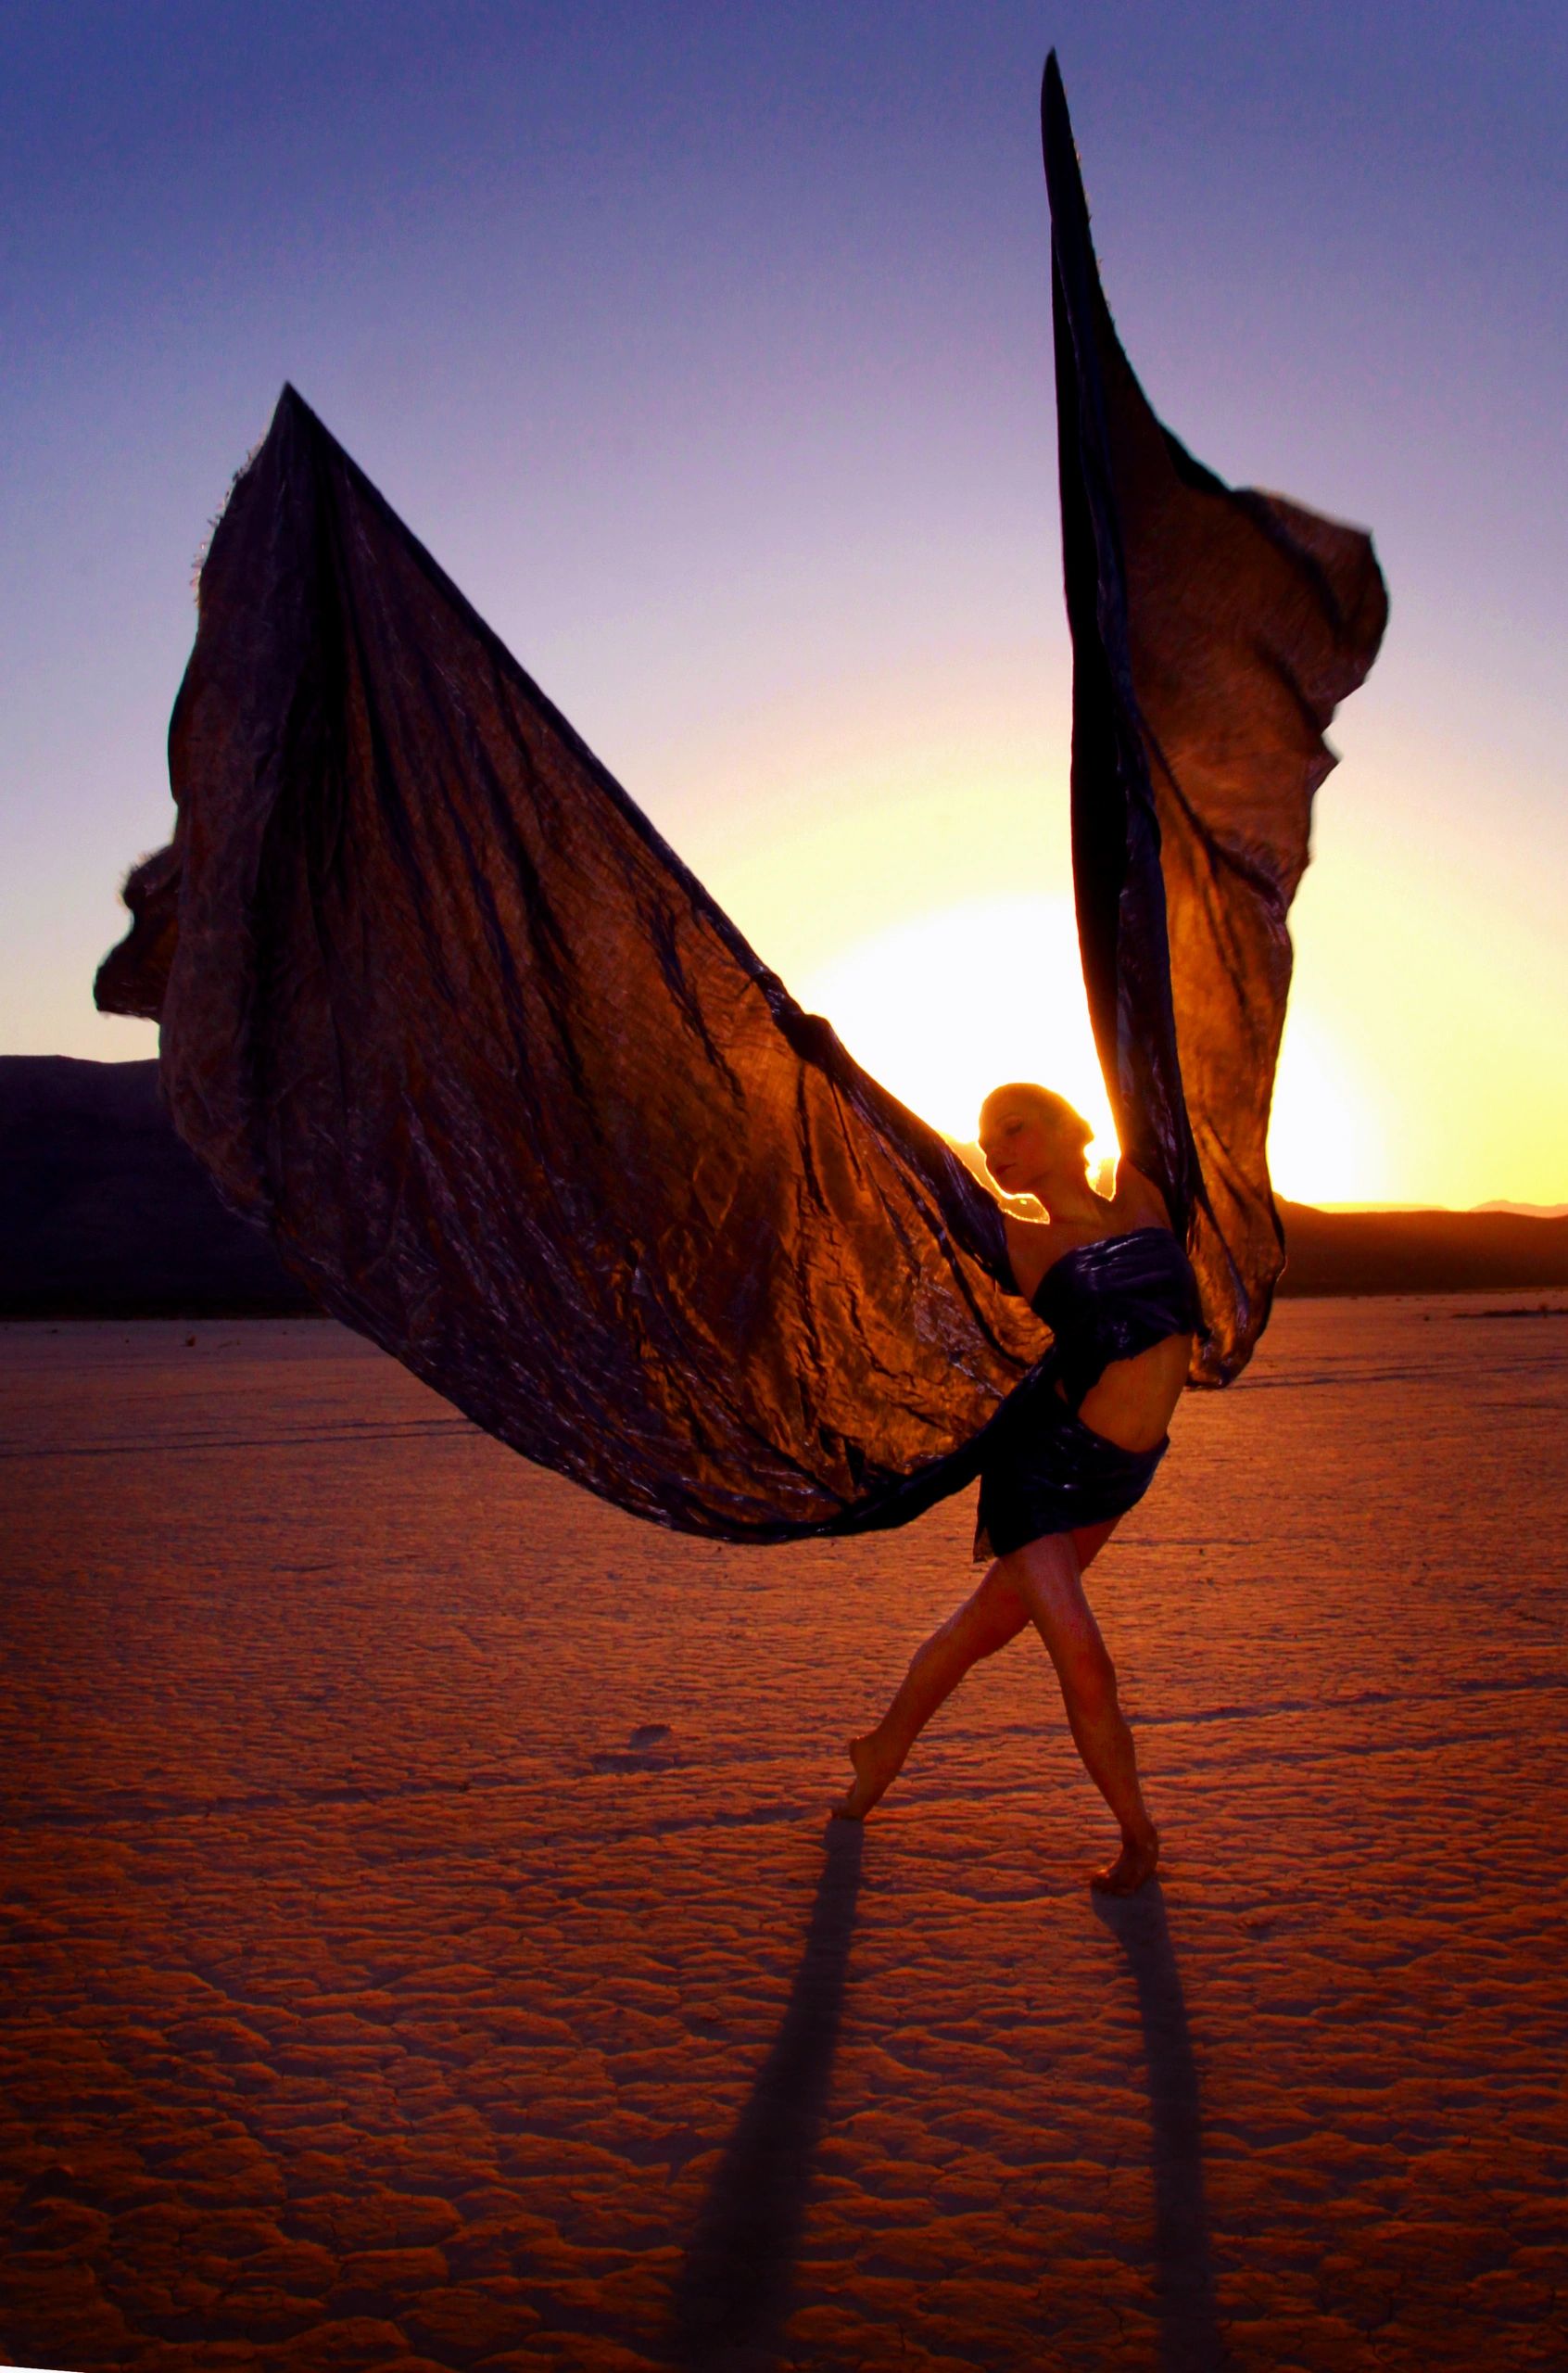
1271 1199 1568 1297
4 1058 1567 1315
1319 1199 1568 1218
1 1057 310 1315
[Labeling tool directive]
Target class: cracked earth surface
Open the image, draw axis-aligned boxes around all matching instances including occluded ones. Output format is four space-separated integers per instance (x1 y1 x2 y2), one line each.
2 1296 1565 2370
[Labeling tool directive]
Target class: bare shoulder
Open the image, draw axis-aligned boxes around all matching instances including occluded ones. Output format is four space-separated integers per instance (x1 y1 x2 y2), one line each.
1111 1161 1175 1233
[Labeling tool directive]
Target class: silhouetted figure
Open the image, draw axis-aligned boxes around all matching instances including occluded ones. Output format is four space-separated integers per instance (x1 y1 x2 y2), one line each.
837 1085 1197 1891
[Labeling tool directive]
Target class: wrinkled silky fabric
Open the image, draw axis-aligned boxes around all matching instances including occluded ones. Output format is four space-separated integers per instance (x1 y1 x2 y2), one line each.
1043 55 1388 1377
975 1370 1170 1562
95 387 1045 1541
96 59 1385 1536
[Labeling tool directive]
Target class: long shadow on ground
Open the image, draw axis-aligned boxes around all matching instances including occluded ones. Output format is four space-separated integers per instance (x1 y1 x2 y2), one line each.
667 1820 863 2369
1094 1879 1225 2372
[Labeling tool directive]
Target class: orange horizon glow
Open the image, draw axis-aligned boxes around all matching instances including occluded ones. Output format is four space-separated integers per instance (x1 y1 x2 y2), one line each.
678 679 1565 1215
70 686 1566 1214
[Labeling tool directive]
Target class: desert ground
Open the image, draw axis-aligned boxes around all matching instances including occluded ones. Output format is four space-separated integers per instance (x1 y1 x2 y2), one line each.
2 1296 1565 2372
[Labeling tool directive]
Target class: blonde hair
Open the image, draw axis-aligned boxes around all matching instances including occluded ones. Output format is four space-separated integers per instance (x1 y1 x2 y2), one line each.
979 1082 1094 1156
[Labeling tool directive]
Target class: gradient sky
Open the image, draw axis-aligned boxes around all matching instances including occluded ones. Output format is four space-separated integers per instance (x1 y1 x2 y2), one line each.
4 0 1564 1206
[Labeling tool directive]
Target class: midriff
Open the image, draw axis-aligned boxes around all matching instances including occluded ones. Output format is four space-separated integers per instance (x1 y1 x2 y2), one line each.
1060 1328 1193 1453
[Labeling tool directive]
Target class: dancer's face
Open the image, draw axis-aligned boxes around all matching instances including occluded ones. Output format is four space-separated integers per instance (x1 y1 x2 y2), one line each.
979 1100 1067 1199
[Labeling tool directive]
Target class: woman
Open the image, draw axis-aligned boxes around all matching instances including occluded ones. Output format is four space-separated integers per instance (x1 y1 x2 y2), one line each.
835 1080 1201 1896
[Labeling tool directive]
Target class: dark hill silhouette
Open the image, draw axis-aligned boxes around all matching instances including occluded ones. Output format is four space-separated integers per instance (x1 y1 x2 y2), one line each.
4 1059 1566 1315
1 1057 310 1315
1272 1199 1568 1297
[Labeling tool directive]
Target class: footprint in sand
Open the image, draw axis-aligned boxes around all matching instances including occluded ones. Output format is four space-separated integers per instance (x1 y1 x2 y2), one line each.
590 1722 677 1773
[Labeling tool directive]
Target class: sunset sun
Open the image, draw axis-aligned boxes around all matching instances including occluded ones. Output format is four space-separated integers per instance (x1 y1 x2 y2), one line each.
800 897 1383 1207
799 896 1117 1168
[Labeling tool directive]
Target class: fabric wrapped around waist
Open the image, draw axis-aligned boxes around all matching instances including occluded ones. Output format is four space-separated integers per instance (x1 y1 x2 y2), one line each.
974 1355 1169 1560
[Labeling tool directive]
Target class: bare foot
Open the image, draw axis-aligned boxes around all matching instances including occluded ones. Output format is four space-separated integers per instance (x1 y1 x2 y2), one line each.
1091 1825 1160 1895
832 1732 900 1821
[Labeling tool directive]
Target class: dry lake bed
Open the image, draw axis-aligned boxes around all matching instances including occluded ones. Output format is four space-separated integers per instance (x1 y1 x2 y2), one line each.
2 1296 1565 2372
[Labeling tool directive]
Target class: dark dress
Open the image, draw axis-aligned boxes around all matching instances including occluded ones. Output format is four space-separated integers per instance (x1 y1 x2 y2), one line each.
974 1228 1203 1560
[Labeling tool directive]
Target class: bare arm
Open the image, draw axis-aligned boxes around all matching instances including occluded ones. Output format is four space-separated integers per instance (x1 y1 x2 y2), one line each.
1109 1161 1175 1233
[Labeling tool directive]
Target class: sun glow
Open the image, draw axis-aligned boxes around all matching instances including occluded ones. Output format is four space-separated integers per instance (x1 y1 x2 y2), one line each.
798 897 1385 1208
798 895 1117 1165
1266 1008 1387 1206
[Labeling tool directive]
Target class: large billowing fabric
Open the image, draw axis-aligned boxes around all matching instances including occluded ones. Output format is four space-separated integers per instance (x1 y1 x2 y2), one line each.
96 59 1385 1537
1042 57 1387 1376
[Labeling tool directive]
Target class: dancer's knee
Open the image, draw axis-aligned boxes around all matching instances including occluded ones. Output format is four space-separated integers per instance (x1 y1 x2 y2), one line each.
965 1567 1031 1659
967 1609 1016 1662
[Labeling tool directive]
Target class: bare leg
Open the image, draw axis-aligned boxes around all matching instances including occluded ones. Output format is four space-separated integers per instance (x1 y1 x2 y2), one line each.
834 1518 1119 1821
1004 1529 1158 1894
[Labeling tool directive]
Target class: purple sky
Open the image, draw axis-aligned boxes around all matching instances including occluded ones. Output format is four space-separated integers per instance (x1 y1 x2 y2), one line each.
3 2 1564 1201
